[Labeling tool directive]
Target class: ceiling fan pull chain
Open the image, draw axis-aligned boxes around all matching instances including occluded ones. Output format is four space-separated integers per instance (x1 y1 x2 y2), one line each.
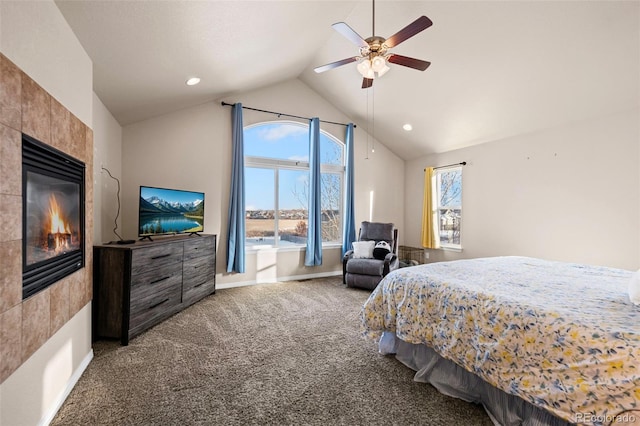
366 86 370 160
372 86 375 153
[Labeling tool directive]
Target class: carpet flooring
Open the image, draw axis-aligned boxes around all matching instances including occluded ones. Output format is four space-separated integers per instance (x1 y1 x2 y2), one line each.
51 277 492 425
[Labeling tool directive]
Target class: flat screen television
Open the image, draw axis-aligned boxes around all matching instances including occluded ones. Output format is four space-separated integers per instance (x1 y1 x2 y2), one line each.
138 185 204 239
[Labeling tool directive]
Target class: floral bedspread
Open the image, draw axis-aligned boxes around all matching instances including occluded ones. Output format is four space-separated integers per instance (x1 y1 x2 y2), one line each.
361 256 640 425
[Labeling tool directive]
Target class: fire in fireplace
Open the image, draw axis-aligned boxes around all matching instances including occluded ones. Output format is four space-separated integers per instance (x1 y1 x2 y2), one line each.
22 134 85 300
25 175 81 264
47 194 74 252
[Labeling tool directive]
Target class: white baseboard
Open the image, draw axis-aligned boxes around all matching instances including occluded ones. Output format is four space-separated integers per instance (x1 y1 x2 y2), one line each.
40 349 94 426
216 270 341 290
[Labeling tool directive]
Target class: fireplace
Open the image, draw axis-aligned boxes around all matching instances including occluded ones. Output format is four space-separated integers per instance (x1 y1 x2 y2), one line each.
22 134 85 299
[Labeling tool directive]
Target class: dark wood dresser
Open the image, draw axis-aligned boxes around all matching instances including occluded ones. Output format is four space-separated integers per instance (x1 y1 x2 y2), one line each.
93 234 216 345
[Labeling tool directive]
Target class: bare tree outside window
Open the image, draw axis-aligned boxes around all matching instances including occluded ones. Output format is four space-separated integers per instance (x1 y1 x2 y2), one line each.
290 141 343 242
436 168 462 247
320 173 342 242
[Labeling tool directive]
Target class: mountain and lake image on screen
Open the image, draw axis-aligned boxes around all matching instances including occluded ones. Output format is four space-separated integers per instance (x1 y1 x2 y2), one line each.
138 186 204 237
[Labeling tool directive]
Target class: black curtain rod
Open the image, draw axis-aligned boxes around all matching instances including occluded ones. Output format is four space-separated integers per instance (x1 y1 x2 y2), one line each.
425 161 467 171
221 101 355 128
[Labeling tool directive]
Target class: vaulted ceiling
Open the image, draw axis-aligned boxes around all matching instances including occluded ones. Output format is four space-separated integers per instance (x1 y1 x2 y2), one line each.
55 1 639 160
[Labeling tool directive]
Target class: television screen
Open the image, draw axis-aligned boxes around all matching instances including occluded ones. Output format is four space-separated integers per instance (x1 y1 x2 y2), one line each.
138 186 204 237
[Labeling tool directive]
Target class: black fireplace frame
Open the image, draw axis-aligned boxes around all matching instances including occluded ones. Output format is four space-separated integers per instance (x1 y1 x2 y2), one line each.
22 134 85 300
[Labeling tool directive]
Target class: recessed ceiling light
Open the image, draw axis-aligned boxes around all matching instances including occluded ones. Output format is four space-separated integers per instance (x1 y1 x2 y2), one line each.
186 77 201 86
403 124 413 131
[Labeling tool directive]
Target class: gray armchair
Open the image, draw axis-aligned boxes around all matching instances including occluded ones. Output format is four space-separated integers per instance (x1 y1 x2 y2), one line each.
343 221 399 290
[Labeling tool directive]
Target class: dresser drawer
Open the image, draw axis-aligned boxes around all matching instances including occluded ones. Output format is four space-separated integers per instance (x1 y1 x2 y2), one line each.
183 255 214 291
182 278 215 306
130 263 182 304
131 243 183 275
129 284 182 337
184 237 214 261
130 274 181 325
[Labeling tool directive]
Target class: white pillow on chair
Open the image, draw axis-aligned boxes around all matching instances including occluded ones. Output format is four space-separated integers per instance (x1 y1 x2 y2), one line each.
352 241 375 259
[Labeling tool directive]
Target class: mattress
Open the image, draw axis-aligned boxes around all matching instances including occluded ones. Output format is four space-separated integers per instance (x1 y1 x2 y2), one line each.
360 256 640 425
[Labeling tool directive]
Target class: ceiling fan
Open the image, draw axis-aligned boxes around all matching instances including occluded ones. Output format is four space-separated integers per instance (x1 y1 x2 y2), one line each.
314 0 433 89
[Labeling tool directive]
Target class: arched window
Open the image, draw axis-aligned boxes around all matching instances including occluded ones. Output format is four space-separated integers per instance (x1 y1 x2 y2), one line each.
244 121 345 248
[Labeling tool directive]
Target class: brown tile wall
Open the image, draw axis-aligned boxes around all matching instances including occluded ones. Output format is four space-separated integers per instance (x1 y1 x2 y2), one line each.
0 53 94 383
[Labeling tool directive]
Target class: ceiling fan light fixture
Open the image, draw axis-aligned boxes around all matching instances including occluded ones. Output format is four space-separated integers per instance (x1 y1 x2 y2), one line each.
376 64 390 78
357 59 371 76
371 55 386 72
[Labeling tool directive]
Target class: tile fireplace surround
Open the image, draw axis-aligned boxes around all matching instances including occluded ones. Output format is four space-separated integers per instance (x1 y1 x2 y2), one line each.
0 53 94 383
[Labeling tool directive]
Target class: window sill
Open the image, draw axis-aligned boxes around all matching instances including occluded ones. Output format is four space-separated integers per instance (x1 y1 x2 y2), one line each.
245 243 342 254
439 246 462 252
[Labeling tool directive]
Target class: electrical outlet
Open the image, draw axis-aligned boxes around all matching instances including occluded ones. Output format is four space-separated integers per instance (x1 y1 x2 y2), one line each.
424 251 429 260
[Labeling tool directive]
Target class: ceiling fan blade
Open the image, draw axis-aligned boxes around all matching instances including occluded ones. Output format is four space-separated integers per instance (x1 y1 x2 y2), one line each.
314 57 358 74
362 78 373 89
332 22 369 48
384 16 433 49
388 54 431 71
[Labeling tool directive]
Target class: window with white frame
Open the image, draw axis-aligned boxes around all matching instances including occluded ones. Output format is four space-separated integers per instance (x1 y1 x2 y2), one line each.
244 121 345 248
435 166 462 249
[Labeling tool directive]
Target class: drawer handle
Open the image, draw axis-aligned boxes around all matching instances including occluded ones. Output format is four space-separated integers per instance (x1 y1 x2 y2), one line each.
150 276 171 284
194 282 205 288
151 254 171 260
149 298 169 310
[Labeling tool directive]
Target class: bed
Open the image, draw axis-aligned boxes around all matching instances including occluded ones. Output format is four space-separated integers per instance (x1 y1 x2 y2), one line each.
360 256 640 426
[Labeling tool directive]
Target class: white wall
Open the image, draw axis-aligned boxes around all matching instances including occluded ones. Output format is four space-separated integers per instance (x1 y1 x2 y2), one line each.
405 108 640 270
92 93 123 244
121 79 405 286
0 0 92 127
0 1 93 424
0 306 92 426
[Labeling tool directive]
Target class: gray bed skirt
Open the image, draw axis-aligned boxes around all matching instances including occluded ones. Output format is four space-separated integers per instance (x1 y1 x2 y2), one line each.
379 332 572 426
